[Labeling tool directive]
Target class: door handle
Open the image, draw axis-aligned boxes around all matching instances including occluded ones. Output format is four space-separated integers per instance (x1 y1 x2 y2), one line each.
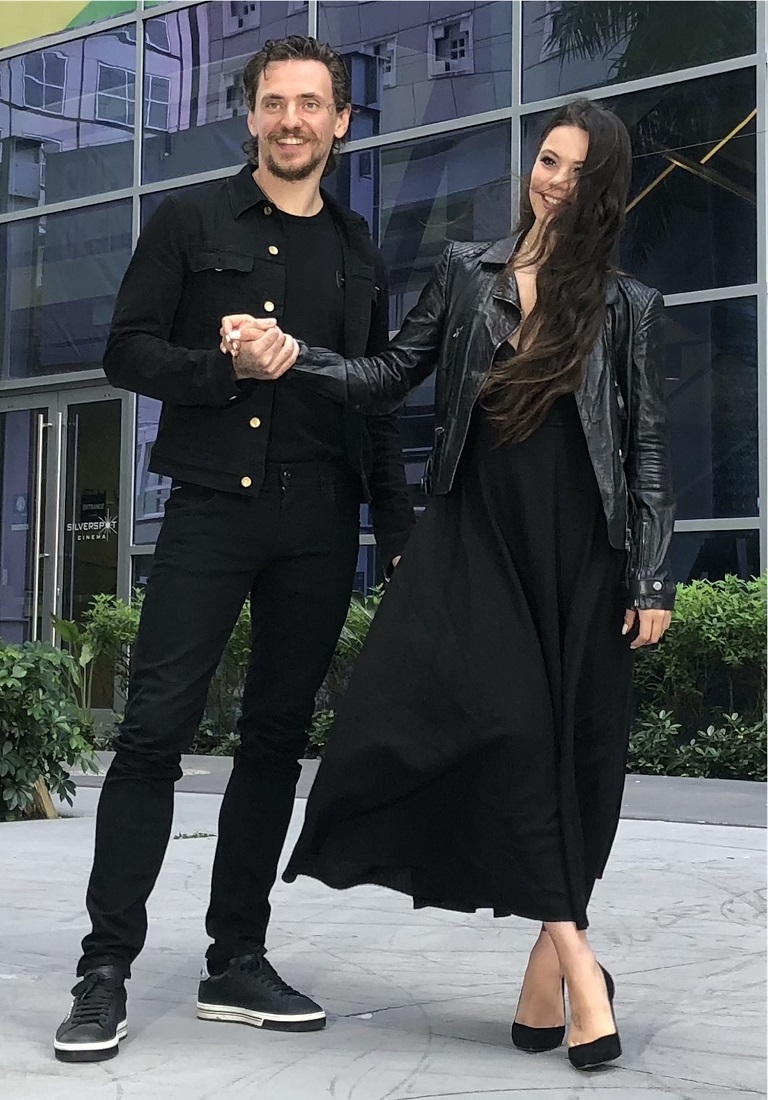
30 414 51 643
48 410 64 642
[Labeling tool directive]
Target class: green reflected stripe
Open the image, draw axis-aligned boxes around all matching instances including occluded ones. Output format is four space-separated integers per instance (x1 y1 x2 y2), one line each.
66 1 138 31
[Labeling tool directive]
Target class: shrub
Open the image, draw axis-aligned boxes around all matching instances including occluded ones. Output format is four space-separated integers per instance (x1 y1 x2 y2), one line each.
626 709 682 776
53 592 144 731
674 714 766 781
633 575 766 735
0 642 98 820
307 710 335 757
627 708 766 781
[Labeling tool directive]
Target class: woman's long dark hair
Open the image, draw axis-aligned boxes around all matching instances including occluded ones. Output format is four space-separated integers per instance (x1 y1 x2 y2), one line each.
482 99 632 444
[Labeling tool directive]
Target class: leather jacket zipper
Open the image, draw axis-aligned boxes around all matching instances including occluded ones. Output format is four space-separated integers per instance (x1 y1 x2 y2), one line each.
444 329 518 493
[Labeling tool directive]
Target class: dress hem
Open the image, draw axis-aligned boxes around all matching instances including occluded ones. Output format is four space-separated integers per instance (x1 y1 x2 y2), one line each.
282 862 590 930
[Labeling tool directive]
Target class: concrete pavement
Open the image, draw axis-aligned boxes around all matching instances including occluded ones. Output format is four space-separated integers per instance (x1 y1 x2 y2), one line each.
1 776 765 1100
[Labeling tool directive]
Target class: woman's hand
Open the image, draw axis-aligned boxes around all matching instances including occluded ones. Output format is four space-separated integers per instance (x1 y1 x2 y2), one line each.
622 608 672 650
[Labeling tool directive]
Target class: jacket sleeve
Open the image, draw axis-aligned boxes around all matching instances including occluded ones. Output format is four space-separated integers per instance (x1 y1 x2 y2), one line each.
102 196 240 407
291 244 452 409
625 291 677 610
363 255 416 569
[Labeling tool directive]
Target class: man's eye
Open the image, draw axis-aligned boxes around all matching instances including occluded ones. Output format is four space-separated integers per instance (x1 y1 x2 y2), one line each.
264 102 281 110
303 101 320 111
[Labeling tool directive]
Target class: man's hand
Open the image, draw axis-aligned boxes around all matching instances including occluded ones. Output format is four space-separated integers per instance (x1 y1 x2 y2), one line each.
623 608 672 650
220 314 299 380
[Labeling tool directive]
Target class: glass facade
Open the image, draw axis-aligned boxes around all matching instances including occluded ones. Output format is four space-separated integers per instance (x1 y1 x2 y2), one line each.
0 0 765 628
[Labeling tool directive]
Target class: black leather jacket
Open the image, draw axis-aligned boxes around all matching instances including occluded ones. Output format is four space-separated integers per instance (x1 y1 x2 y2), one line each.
293 236 676 610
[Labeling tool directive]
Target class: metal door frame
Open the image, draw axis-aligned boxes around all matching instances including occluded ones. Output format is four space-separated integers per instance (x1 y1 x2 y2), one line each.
0 384 127 643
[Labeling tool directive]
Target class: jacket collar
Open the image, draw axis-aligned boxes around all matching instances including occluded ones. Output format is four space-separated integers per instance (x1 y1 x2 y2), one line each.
479 232 620 304
227 164 368 238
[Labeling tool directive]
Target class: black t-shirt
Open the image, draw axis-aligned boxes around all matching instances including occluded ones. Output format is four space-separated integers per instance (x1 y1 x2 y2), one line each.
267 205 347 463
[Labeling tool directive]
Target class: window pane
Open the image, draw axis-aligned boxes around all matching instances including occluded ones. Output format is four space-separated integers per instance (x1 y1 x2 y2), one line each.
135 396 171 545
99 63 128 92
670 529 760 584
665 298 758 521
523 69 756 294
328 122 512 327
0 200 132 380
97 93 130 126
0 31 137 213
523 1 756 102
325 122 512 506
132 553 155 590
319 1 512 135
142 2 308 184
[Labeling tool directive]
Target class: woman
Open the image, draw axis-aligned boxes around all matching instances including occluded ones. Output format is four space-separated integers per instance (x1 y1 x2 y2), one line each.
224 99 675 1070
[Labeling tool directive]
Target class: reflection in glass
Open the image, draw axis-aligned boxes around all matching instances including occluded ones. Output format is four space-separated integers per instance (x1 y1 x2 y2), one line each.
134 396 171 546
522 1 756 102
330 122 512 497
319 0 513 135
330 122 512 325
0 28 139 213
132 553 154 591
141 2 308 184
523 68 756 294
670 529 760 584
61 400 122 707
0 200 132 380
664 299 758 521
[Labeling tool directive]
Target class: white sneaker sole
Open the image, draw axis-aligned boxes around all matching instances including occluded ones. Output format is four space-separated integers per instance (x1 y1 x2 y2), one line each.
54 1020 128 1059
196 1002 326 1031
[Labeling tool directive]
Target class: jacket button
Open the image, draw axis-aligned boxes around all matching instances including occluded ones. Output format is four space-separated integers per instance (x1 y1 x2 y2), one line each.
240 476 252 488
652 580 663 591
264 205 272 215
249 417 261 429
268 245 279 255
264 301 275 313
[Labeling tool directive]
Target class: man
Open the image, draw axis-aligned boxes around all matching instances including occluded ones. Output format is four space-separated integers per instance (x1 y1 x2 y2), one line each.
54 36 413 1063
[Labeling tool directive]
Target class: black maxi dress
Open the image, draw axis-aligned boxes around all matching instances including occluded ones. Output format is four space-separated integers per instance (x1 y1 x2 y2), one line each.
284 351 634 930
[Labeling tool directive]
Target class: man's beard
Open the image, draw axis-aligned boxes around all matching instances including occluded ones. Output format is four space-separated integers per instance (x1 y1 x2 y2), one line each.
264 141 326 182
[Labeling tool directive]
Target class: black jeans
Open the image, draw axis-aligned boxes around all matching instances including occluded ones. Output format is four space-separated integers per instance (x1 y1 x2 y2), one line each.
78 462 361 978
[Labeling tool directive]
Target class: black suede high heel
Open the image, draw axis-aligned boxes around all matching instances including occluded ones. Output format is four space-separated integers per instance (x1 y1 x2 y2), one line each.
511 978 566 1052
567 966 621 1070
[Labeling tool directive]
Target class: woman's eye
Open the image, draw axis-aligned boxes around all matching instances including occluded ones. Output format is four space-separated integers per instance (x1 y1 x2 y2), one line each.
540 155 556 167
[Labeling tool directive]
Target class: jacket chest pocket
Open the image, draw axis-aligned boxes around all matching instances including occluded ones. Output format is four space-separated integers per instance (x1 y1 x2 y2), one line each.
189 249 254 275
187 249 257 315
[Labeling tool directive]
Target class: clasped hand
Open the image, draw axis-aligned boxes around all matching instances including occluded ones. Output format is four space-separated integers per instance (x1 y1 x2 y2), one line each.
220 314 299 379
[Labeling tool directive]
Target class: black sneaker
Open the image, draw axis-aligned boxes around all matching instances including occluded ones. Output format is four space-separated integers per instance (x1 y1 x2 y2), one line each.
54 966 128 1062
197 953 326 1032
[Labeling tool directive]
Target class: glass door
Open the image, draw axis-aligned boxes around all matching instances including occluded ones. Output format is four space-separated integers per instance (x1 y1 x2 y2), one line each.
0 388 124 671
60 394 122 629
0 405 49 643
